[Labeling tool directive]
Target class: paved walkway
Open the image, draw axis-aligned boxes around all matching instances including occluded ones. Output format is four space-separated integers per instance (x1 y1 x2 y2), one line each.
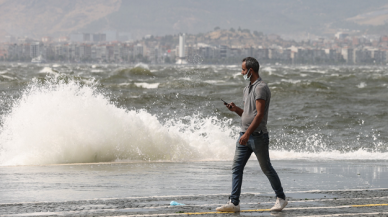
1 189 388 216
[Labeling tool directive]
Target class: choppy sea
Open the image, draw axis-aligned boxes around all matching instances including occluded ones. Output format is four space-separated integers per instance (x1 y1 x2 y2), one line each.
0 63 387 203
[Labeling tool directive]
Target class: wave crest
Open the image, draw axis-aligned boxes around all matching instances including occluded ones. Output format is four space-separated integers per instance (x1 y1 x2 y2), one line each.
0 76 235 165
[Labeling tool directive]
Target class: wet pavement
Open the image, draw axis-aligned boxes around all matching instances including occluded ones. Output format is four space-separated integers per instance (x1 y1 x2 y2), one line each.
1 188 387 216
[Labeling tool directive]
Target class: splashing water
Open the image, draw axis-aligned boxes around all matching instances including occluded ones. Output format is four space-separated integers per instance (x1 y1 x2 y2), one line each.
0 75 236 165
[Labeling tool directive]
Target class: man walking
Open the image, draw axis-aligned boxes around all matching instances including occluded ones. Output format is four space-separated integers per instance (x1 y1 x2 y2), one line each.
216 57 287 212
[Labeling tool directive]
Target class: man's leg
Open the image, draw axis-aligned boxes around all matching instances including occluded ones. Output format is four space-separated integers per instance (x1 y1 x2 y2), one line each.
252 133 285 199
230 133 253 205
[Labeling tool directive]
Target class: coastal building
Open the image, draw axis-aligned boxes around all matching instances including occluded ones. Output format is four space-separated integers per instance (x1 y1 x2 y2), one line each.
198 43 214 59
93 33 106 42
0 44 8 60
30 42 43 58
134 43 144 57
1 30 388 64
219 45 228 58
372 49 386 64
254 48 269 60
354 49 373 64
335 32 349 40
325 49 337 61
79 44 92 60
176 33 187 64
341 48 354 64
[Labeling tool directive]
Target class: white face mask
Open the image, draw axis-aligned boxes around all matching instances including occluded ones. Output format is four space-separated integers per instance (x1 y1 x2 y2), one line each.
243 69 252 81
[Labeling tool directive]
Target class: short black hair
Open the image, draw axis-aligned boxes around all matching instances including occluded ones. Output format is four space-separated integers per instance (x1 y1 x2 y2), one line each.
242 57 260 73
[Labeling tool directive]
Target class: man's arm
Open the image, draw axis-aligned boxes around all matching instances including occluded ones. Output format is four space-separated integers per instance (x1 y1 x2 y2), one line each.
239 99 265 145
226 102 243 117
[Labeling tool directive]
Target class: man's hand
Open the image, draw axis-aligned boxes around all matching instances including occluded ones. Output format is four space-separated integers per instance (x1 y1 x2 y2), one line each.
225 102 243 117
239 133 249 146
226 102 237 111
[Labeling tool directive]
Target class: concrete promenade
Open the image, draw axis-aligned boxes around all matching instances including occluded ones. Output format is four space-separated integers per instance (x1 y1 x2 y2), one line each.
1 189 388 216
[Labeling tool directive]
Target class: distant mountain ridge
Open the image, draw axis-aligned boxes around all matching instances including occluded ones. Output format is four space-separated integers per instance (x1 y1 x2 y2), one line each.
1 0 388 40
347 6 388 26
0 0 121 38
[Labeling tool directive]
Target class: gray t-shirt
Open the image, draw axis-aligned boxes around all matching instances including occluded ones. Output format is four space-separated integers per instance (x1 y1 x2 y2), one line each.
241 78 271 133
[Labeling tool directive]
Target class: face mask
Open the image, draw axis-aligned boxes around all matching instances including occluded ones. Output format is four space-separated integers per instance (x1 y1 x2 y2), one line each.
243 69 252 81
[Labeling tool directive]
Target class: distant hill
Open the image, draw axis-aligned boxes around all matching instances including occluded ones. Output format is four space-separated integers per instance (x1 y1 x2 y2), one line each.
1 0 388 40
0 0 121 38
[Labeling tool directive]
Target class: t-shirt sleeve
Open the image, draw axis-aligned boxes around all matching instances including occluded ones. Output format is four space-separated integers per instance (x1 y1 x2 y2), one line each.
255 84 268 101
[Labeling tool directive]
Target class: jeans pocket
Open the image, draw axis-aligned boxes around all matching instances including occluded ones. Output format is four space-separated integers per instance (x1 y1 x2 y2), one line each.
253 136 268 148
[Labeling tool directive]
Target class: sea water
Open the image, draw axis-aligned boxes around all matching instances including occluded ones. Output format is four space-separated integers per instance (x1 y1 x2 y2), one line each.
0 63 387 203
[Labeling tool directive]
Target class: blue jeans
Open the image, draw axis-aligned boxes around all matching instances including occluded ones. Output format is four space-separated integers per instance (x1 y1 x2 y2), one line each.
230 132 285 205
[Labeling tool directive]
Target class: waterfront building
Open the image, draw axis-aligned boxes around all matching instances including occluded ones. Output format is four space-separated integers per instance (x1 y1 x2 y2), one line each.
176 33 187 64
341 48 354 64
30 42 43 58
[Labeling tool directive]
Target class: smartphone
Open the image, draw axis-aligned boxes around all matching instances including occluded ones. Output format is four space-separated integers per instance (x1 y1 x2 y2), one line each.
221 98 228 105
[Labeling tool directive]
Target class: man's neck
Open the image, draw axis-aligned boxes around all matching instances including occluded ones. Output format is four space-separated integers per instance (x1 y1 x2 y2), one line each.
250 74 260 84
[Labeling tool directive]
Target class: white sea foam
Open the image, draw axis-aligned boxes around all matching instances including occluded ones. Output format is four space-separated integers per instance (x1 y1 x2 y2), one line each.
309 70 327 74
299 66 313 70
281 79 301 84
118 82 131 86
357 82 367 88
232 73 241 78
262 66 274 73
39 67 57 74
0 75 15 80
270 149 388 160
134 63 150 70
262 66 275 75
134 82 160 89
204 80 225 84
0 77 235 165
179 77 192 81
